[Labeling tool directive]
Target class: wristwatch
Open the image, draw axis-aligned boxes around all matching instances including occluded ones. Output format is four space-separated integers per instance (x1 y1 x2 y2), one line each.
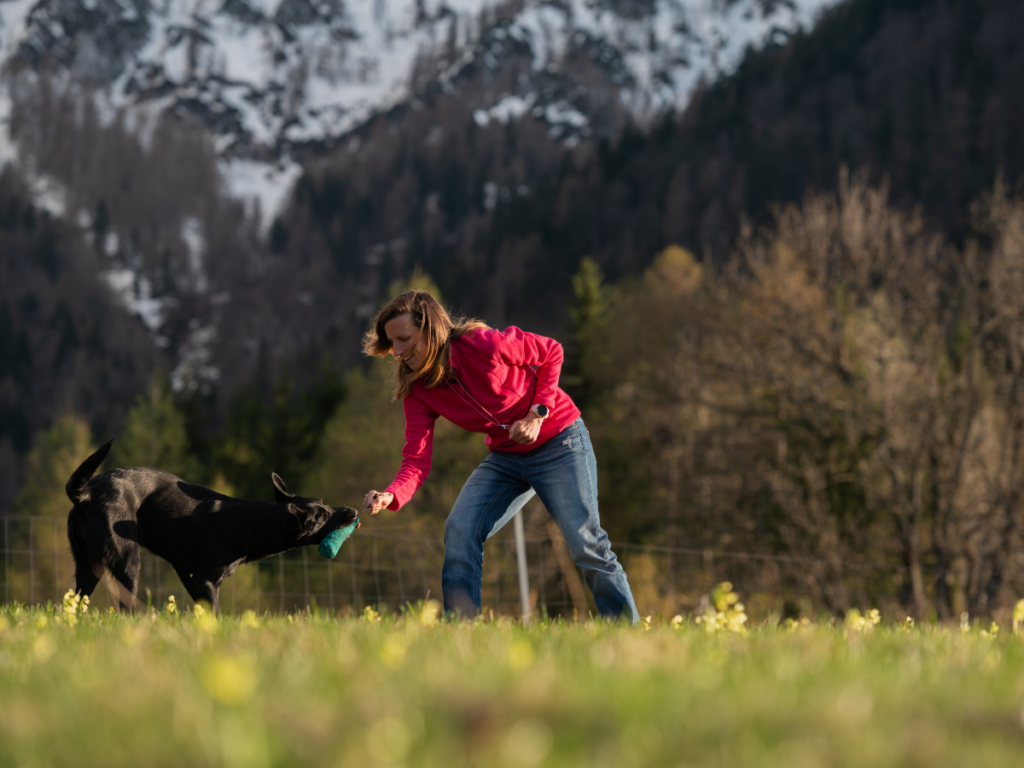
531 404 550 419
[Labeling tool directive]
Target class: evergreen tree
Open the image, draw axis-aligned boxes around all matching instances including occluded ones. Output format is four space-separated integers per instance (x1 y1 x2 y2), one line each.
388 264 443 301
13 413 95 518
217 364 346 500
11 413 94 604
112 374 199 479
564 257 610 410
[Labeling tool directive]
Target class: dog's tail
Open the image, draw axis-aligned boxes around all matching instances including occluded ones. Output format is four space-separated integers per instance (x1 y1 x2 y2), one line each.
66 440 114 505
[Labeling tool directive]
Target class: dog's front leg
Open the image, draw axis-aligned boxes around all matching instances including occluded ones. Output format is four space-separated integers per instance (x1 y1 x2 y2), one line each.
172 565 220 613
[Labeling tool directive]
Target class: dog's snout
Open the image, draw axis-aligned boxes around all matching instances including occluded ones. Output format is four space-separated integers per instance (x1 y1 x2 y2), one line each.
335 506 359 525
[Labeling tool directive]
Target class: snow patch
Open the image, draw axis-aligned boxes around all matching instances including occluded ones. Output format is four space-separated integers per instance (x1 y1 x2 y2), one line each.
0 90 19 171
0 0 39 58
221 157 304 231
102 268 176 333
170 321 219 394
181 216 208 294
473 93 535 126
103 231 119 257
27 174 67 217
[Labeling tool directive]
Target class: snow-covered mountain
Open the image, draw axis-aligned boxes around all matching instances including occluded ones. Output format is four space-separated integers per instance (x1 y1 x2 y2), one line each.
0 0 840 217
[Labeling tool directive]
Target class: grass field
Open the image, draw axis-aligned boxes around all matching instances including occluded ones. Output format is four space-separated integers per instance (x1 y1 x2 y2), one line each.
3 591 1024 768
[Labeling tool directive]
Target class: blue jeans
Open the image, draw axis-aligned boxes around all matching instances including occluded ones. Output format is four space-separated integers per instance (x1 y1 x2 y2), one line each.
442 418 639 623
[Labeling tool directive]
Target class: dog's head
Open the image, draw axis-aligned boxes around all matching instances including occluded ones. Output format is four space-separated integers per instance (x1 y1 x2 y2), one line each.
272 472 359 542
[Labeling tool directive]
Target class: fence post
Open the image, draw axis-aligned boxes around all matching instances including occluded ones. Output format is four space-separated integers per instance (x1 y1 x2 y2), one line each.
514 509 531 623
393 547 406 606
53 519 60 604
537 540 546 616
417 540 428 600
302 547 310 610
350 535 358 611
29 518 34 605
372 536 382 609
328 557 334 613
3 517 8 604
279 555 284 614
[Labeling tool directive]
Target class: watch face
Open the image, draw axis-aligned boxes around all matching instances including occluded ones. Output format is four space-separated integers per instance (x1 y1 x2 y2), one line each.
536 404 549 418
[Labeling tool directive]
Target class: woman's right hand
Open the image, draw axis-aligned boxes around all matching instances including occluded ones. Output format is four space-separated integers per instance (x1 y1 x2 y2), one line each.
363 490 394 515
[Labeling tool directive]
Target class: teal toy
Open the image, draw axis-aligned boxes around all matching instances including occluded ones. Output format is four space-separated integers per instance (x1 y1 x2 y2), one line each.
318 519 359 559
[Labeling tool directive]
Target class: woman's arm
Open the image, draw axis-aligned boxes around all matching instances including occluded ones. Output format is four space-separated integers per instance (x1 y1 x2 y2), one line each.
495 326 565 409
366 394 439 513
492 326 565 445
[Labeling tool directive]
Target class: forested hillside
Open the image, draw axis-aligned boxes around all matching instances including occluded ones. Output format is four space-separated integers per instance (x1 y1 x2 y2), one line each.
274 0 1024 334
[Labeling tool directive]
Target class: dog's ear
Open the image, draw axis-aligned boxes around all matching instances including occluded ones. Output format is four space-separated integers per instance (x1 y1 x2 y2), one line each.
286 504 321 537
286 504 307 536
272 473 294 503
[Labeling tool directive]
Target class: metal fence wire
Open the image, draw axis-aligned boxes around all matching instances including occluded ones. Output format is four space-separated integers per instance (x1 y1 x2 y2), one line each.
0 515 909 617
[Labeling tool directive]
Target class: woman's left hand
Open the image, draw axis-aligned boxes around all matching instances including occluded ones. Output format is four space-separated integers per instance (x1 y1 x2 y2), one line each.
509 413 543 445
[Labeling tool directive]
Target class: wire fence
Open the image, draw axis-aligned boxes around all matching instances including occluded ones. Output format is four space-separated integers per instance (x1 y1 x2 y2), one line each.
0 515 905 618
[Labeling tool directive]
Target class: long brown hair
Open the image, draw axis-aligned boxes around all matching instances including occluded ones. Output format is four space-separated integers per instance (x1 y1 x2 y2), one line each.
363 291 489 399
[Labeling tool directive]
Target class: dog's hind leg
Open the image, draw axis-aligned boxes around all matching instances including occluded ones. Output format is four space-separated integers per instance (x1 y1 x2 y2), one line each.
95 562 136 611
67 512 101 598
105 546 142 612
74 562 101 599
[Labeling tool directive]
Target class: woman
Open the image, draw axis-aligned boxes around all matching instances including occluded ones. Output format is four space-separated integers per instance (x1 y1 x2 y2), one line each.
362 290 638 622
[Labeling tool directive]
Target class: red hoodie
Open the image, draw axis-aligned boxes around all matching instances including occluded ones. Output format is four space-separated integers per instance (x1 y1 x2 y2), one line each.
383 326 581 510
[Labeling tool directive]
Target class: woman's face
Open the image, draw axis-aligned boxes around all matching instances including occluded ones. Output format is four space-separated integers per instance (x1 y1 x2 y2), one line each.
385 312 429 370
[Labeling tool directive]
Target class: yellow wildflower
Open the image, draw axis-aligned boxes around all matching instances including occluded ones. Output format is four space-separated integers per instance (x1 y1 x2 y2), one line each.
507 640 535 671
201 654 257 705
380 635 407 668
845 608 881 635
193 603 218 633
33 634 56 661
712 582 740 612
420 600 441 627
364 605 382 624
62 589 82 625
695 583 748 634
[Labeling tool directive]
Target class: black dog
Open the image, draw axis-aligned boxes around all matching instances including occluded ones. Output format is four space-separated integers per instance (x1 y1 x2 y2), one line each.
65 440 359 612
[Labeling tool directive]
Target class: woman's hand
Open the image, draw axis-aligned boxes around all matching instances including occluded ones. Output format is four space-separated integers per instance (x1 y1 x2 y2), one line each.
363 490 394 515
509 413 543 445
